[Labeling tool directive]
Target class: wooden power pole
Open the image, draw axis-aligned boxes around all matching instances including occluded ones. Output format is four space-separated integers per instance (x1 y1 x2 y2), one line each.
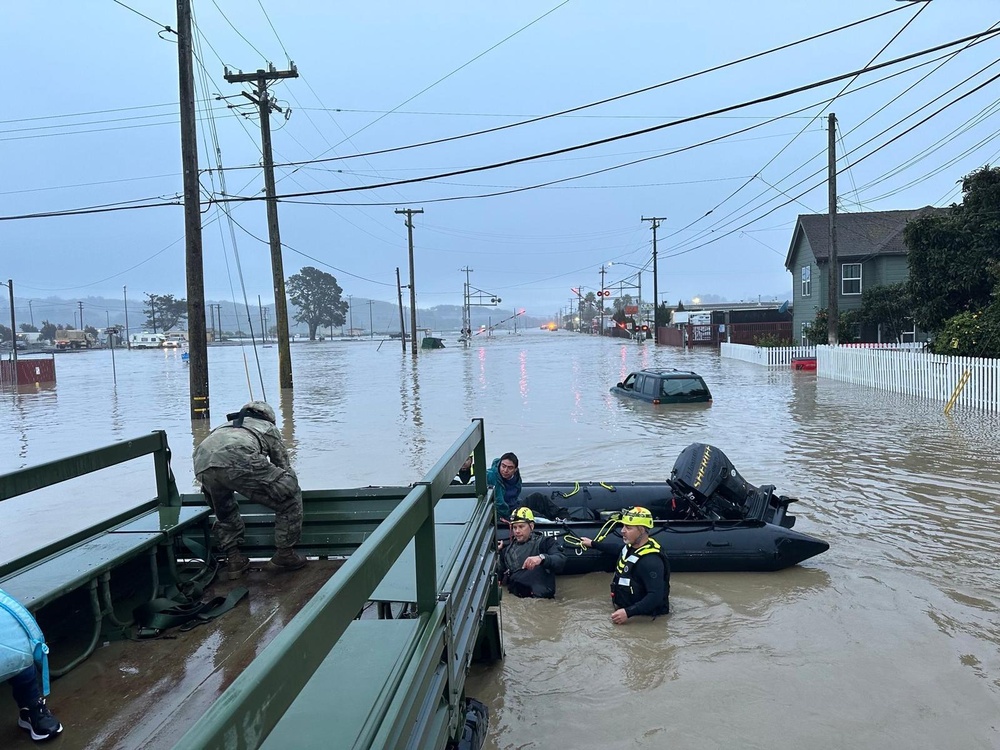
177 0 209 420
827 112 839 346
642 216 666 342
395 208 424 354
396 267 407 354
225 62 299 390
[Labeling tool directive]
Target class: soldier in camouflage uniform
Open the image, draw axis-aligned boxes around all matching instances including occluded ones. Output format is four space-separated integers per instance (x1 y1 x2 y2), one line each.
193 400 305 578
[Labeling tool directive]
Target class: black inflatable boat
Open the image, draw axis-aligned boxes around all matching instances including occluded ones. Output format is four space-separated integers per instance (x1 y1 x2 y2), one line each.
498 443 829 573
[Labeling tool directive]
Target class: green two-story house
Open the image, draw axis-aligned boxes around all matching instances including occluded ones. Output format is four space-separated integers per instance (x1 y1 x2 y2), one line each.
784 207 945 344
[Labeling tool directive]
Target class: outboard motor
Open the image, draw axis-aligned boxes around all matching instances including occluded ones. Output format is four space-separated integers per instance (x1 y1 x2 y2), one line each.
670 443 754 518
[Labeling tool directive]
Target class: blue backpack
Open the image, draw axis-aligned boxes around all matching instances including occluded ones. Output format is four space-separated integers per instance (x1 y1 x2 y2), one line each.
0 589 50 695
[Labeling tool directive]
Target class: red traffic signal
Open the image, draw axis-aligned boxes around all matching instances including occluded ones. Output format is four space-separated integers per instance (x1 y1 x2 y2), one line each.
641 325 649 332
599 290 611 297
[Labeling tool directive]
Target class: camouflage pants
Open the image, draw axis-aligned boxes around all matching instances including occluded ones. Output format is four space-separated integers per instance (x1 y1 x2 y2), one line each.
196 458 303 551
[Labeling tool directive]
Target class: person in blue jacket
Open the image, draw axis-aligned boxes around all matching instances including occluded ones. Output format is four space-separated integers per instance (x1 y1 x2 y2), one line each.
486 452 521 521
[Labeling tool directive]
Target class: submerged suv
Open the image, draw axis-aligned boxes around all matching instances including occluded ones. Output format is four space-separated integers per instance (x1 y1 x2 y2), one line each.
611 368 712 404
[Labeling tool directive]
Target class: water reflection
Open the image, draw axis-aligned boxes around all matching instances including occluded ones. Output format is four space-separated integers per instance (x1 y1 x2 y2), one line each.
4 334 1000 746
398 353 427 474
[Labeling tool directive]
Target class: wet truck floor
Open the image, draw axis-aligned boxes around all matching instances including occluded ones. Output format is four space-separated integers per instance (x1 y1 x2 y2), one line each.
1 559 344 750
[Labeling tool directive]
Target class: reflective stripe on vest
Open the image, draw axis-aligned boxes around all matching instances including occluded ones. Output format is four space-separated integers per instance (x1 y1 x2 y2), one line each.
613 538 664 596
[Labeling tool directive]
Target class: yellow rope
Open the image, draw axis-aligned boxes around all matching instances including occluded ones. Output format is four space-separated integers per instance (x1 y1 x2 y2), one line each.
563 515 621 552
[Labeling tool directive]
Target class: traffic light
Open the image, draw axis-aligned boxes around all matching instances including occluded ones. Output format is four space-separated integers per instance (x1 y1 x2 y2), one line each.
641 324 649 332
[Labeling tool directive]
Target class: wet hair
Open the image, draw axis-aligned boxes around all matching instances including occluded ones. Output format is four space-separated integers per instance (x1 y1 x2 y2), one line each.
499 452 519 468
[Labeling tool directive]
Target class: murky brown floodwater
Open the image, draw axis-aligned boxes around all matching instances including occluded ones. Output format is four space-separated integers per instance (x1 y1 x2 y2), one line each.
2 331 1000 748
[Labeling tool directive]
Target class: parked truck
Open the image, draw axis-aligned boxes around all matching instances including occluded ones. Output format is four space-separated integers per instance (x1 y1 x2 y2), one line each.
54 329 96 350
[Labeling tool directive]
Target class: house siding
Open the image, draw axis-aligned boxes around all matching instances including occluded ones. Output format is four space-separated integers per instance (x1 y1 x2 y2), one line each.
785 209 939 344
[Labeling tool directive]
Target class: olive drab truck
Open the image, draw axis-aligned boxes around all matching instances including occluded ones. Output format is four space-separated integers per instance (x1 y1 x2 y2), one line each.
54 329 95 350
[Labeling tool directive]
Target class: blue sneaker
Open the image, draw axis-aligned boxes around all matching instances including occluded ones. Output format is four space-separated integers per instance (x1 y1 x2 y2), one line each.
18 698 63 742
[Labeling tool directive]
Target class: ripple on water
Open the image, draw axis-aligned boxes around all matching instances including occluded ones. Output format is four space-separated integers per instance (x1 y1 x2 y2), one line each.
5 334 1000 747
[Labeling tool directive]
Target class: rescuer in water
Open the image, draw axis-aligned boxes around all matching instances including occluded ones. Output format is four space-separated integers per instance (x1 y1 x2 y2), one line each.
581 506 670 623
498 507 566 598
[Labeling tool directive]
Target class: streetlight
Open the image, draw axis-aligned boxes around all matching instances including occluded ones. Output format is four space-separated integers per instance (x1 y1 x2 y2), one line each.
607 261 648 331
598 264 613 335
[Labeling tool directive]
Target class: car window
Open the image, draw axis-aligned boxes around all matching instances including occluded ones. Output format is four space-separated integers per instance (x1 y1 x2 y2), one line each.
622 373 636 390
662 378 709 397
642 376 657 397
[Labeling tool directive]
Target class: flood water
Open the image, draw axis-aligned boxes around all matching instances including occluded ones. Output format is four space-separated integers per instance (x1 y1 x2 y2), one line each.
2 331 1000 748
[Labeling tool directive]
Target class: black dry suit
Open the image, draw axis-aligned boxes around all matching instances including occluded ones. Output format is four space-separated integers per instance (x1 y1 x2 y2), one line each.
499 531 566 598
593 536 670 618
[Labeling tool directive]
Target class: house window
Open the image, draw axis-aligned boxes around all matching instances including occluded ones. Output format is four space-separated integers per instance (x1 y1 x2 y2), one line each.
901 318 916 344
842 263 862 295
801 322 809 346
801 265 811 297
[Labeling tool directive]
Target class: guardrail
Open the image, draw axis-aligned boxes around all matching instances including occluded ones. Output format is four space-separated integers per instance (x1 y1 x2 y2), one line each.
173 418 498 750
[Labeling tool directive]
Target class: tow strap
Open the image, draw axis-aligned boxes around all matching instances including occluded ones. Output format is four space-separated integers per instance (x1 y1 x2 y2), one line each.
133 587 248 639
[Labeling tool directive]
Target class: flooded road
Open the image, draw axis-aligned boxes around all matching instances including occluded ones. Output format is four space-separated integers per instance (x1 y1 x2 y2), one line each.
2 331 1000 748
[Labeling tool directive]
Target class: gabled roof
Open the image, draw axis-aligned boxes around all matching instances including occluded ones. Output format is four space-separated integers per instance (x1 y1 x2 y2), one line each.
784 206 949 269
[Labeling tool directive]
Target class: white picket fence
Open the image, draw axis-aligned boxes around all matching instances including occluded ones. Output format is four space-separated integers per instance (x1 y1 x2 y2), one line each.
720 342 816 367
817 345 1000 412
720 342 1000 412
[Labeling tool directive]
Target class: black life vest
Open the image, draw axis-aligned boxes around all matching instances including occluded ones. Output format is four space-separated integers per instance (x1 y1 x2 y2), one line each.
610 537 669 614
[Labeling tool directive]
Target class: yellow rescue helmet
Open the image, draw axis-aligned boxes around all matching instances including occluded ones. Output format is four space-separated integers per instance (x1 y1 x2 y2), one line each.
619 506 653 528
510 507 535 525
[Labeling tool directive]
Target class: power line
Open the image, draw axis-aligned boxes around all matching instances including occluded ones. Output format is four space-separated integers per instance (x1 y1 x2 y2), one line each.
3 26 997 223
668 1 929 243
670 52 1000 252
218 4 913 173
663 68 1000 261
210 28 1000 204
111 0 174 33
304 0 574 165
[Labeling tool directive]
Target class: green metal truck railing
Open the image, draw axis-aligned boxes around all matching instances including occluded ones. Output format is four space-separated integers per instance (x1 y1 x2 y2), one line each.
0 430 181 577
173 418 497 750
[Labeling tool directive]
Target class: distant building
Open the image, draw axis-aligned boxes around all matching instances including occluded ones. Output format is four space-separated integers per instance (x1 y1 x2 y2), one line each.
784 207 947 344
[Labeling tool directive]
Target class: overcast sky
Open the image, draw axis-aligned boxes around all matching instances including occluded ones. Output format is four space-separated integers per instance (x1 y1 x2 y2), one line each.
4 1 999 323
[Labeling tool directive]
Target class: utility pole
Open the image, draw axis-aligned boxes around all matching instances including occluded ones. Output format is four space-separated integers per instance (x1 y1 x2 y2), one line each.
214 304 223 341
598 266 607 335
78 301 84 332
395 208 424 354
461 266 473 347
642 216 666 343
367 300 374 339
395 267 407 354
27 300 33 328
123 286 131 349
827 112 839 346
177 0 209 419
7 280 17 384
225 62 299 389
347 295 353 337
